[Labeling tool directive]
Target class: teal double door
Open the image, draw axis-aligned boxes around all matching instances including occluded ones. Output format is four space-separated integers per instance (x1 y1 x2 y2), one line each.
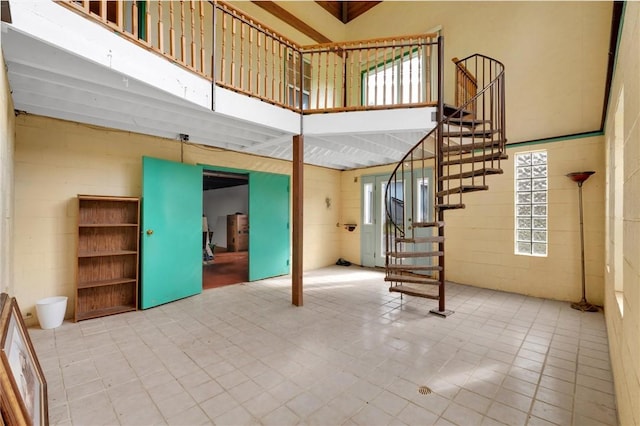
140 156 290 309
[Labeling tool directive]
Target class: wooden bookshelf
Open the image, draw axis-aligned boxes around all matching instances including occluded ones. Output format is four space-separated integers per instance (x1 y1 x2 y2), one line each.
75 195 140 322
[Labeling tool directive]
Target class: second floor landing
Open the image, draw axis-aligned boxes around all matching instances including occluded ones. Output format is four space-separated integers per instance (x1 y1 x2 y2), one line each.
2 1 439 170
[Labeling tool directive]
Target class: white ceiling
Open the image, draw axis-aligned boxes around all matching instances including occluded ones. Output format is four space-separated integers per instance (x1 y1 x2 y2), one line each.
2 25 432 171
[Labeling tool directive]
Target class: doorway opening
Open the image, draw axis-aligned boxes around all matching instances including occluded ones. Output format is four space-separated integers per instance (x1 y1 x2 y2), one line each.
202 170 249 289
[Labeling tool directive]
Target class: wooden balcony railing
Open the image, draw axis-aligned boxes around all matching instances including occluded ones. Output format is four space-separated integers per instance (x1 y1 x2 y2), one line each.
59 1 439 114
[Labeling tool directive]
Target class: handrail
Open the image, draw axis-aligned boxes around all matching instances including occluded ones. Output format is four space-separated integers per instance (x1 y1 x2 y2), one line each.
384 53 505 254
57 0 439 115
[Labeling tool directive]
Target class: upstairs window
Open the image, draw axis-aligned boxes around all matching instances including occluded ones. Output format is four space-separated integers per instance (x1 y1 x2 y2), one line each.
286 52 311 109
363 52 423 106
515 150 548 256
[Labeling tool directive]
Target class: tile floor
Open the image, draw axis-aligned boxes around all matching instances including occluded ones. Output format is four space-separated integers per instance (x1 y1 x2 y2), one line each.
29 267 618 426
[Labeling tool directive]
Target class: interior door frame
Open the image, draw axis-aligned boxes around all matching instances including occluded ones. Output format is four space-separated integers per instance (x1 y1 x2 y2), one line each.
360 168 433 268
201 164 291 281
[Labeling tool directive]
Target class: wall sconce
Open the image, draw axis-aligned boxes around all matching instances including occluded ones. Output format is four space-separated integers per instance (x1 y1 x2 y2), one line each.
337 223 357 232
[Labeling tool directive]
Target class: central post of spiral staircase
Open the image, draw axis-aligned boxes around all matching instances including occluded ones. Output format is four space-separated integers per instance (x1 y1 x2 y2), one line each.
432 36 453 317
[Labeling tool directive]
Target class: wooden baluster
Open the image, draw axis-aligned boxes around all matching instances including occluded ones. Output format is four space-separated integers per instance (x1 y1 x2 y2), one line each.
220 10 227 83
231 14 236 87
279 44 284 104
157 2 164 52
271 39 276 101
382 41 388 105
348 44 355 107
100 0 107 22
132 1 138 37
248 23 253 93
180 0 186 63
190 0 196 68
392 40 398 105
240 21 245 90
332 48 338 109
417 38 422 103
314 52 320 109
409 38 415 103
256 29 262 96
359 42 364 105
263 32 269 98
199 1 205 74
145 2 151 43
116 1 123 32
323 50 329 109
426 41 431 102
374 42 379 105
169 1 175 58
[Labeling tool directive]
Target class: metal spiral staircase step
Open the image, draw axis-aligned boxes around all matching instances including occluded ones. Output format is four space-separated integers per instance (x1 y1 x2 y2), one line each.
441 152 508 166
385 274 440 285
386 264 443 272
436 185 488 197
412 221 445 228
395 236 445 244
447 117 491 128
442 129 499 138
387 251 444 258
443 104 472 117
441 140 505 154
439 168 503 181
389 284 440 300
435 203 466 210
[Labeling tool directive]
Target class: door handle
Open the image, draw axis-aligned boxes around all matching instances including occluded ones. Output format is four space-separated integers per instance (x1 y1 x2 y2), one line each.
146 229 154 235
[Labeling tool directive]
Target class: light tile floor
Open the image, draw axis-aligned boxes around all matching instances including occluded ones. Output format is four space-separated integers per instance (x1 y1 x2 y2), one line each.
29 267 618 426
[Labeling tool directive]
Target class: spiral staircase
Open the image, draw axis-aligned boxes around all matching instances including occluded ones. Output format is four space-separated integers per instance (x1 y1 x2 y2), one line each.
384 52 506 317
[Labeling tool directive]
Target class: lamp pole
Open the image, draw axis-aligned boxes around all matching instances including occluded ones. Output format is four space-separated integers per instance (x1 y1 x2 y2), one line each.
566 171 598 312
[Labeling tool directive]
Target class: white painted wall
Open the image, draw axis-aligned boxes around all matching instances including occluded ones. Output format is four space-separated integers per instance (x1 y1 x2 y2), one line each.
203 185 249 249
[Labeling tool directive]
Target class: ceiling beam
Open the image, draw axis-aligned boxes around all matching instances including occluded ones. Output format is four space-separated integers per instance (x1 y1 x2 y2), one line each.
251 1 332 44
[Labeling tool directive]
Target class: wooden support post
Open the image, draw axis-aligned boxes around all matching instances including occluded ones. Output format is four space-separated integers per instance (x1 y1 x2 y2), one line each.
292 134 304 306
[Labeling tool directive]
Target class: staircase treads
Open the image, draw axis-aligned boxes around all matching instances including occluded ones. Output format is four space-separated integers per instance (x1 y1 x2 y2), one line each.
439 168 503 181
441 140 504 154
412 221 445 228
387 251 444 258
442 129 498 138
395 236 445 244
436 185 488 197
446 117 491 128
441 152 508 166
436 203 466 210
443 104 472 118
386 264 443 272
389 284 440 300
385 274 440 285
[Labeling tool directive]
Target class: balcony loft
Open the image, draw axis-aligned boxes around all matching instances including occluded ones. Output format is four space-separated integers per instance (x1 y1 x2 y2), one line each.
2 1 440 170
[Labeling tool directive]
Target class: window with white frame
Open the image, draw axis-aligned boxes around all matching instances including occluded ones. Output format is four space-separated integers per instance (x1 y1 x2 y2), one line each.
363 183 374 225
363 52 423 106
515 150 548 256
286 52 311 109
416 177 429 222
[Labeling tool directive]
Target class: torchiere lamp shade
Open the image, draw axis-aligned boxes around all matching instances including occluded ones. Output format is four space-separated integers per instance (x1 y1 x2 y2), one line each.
566 171 595 185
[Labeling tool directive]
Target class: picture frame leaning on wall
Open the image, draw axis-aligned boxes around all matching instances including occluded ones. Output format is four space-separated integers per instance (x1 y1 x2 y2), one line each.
0 293 48 426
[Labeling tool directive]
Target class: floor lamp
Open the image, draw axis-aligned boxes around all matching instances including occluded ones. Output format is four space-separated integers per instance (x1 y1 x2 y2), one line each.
566 171 598 312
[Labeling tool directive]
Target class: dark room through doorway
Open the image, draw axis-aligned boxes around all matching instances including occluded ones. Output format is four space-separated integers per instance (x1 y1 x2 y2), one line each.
202 170 249 289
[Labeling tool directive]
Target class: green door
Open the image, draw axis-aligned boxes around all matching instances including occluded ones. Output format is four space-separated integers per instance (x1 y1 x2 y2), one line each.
140 156 203 309
249 172 290 280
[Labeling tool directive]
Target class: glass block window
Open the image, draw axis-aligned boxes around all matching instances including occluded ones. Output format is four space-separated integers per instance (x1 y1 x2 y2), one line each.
515 151 548 256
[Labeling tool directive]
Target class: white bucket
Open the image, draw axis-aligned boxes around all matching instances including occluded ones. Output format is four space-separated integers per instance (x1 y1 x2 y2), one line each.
35 296 68 329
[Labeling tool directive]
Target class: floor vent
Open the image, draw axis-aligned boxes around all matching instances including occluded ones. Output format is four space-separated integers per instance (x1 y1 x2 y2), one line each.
418 385 432 395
